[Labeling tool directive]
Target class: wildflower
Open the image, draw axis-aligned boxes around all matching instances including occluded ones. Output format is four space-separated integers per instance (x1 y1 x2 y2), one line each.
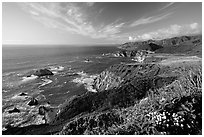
175 122 179 126
160 132 165 135
162 115 166 120
180 118 184 122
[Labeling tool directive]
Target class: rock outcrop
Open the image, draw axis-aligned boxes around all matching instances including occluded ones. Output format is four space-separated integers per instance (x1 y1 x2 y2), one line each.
38 106 58 124
113 50 150 58
119 35 202 56
93 71 123 91
94 63 163 92
3 57 201 135
34 69 54 77
8 107 20 113
28 97 38 106
18 92 27 96
27 69 54 77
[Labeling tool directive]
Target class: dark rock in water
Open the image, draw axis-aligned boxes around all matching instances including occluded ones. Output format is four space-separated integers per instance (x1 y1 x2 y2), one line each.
47 101 50 105
8 107 20 113
33 69 54 77
28 97 38 106
85 59 90 62
18 92 27 96
39 106 47 115
39 106 51 115
38 105 58 125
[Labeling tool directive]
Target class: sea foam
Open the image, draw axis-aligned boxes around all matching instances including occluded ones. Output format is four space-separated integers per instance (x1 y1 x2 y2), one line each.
72 71 98 92
49 66 64 71
22 75 38 82
39 79 52 87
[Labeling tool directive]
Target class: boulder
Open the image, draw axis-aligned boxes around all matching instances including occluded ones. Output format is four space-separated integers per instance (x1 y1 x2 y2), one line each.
33 69 54 77
28 97 38 106
18 92 27 96
8 107 20 113
38 105 58 124
39 106 49 115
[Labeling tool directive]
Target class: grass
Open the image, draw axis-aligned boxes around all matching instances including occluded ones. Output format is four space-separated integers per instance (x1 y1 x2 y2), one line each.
58 64 202 135
3 61 201 135
113 65 202 135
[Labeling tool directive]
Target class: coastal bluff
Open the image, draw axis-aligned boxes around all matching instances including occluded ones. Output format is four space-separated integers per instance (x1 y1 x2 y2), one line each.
3 35 202 135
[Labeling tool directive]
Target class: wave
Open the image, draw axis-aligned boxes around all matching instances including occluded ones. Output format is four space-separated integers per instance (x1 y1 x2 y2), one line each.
11 94 29 101
2 72 16 77
72 71 98 92
68 60 77 63
83 59 93 63
49 66 64 71
17 73 23 76
48 66 65 75
39 78 52 87
22 75 38 82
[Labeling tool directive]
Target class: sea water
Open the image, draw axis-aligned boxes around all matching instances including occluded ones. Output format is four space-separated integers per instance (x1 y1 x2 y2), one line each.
2 45 128 128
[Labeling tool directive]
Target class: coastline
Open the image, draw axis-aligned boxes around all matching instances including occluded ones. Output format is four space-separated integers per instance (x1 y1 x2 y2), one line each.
72 71 98 92
2 35 202 135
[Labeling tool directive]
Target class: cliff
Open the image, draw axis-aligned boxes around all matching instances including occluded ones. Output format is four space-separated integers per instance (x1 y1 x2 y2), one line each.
58 58 201 135
3 35 202 135
117 35 202 57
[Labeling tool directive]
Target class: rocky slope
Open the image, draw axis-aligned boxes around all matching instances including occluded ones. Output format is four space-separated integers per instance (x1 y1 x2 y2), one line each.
117 35 202 57
3 35 202 135
57 58 201 135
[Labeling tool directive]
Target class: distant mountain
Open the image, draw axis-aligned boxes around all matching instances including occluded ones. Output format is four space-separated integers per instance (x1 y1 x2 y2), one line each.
119 35 202 56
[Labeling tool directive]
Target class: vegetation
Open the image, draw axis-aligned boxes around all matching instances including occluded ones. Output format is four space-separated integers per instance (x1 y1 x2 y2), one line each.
2 35 202 135
58 64 202 135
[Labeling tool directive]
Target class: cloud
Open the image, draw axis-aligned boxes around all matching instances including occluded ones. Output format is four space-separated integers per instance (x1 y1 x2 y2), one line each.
30 10 39 16
159 2 174 11
129 23 201 41
20 2 124 41
20 3 198 44
130 12 173 27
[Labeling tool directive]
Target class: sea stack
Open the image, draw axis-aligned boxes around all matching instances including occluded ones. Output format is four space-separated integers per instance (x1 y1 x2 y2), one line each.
33 69 54 77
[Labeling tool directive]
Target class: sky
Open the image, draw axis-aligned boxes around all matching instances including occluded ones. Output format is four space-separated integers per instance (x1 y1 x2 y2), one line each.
2 2 202 45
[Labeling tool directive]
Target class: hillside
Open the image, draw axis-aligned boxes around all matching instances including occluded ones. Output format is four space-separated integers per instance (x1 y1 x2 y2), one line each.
59 57 202 135
3 35 202 135
118 35 202 57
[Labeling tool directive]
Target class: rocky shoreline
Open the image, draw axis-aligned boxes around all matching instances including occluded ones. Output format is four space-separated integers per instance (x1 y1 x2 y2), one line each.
3 35 202 135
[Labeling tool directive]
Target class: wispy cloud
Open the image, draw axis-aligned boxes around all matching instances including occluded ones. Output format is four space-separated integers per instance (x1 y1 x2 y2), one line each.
129 23 201 41
29 10 39 16
19 2 124 40
19 3 199 44
159 2 174 11
129 12 173 27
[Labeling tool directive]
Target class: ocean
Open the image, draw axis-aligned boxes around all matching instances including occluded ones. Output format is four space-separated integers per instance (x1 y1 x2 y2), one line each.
2 45 129 128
